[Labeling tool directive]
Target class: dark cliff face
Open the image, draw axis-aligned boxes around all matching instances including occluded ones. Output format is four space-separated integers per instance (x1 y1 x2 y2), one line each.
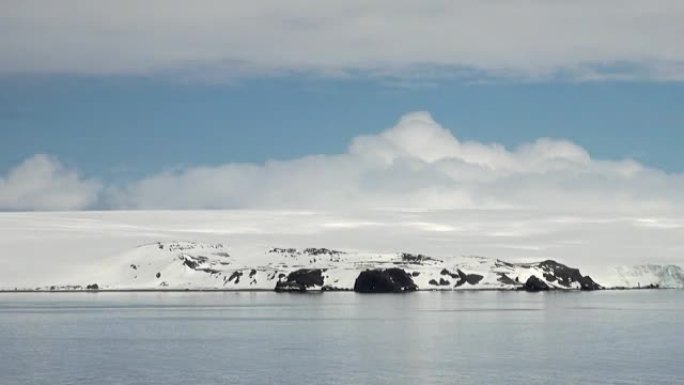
523 275 550 292
521 259 604 292
275 269 325 292
354 268 418 293
536 260 602 290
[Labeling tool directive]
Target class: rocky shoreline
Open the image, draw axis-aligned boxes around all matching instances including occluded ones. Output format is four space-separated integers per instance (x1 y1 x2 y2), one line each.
3 242 681 292
2 266 606 293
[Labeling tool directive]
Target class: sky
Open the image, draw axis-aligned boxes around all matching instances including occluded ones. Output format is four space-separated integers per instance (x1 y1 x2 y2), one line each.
1 0 683 214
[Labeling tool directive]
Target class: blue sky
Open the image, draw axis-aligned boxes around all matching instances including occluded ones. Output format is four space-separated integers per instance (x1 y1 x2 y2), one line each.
1 0 683 212
2 75 683 182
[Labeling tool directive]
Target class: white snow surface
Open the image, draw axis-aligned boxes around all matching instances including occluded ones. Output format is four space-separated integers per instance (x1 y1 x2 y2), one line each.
610 265 684 289
0 241 596 291
0 210 682 290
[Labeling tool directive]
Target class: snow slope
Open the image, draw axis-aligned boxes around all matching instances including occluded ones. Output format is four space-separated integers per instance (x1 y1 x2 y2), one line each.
0 241 613 291
0 211 682 291
609 265 684 289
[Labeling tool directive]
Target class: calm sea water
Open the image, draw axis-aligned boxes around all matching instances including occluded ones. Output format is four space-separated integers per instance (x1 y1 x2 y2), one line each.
1 291 683 385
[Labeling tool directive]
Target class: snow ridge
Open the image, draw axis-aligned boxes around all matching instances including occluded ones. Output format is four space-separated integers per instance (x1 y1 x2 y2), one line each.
4 241 680 292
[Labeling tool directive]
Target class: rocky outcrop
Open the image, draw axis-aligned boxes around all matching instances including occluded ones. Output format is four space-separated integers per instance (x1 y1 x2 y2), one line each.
303 248 343 256
228 271 242 284
25 242 621 292
275 269 325 292
401 253 441 264
442 269 484 287
523 276 549 292
86 283 99 290
354 268 418 293
182 255 207 269
536 260 602 290
497 273 519 286
462 272 484 286
428 278 451 286
521 260 602 291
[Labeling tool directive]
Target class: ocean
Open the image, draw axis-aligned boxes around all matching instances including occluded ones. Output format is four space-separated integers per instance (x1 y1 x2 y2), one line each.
1 290 682 385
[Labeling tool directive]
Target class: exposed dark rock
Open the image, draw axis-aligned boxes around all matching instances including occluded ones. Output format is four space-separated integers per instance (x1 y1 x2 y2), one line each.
303 248 343 256
536 260 602 290
402 253 427 264
579 277 602 291
275 269 325 292
268 247 343 257
401 253 442 264
411 271 421 277
464 273 484 285
228 271 242 284
543 273 557 282
439 278 451 286
130 264 138 270
86 283 99 290
249 269 257 278
155 272 161 279
447 269 484 287
270 247 297 254
321 285 350 291
523 275 550 292
429 279 439 286
494 259 514 268
353 268 418 293
182 258 199 269
182 256 218 274
441 269 460 279
497 273 519 286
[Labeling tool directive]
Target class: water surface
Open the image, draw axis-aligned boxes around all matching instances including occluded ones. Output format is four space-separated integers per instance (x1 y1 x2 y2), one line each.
1 291 682 385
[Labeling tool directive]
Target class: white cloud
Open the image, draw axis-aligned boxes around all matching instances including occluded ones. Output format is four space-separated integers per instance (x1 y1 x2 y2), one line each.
0 155 101 211
106 112 684 214
3 113 682 213
2 0 684 81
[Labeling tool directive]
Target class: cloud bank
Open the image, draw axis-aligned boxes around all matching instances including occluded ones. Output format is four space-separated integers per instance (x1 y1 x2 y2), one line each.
3 112 682 213
109 112 682 212
2 0 684 81
0 155 101 211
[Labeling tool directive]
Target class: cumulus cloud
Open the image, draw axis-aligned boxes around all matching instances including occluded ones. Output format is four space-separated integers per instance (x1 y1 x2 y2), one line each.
2 0 684 81
0 155 101 211
104 112 684 213
4 113 682 213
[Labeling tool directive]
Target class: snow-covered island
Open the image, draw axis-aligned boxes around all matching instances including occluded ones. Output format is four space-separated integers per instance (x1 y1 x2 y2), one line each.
4 241 683 293
1 211 682 293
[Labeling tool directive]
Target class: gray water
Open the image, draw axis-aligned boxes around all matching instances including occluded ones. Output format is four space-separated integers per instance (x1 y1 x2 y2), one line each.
1 291 683 385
